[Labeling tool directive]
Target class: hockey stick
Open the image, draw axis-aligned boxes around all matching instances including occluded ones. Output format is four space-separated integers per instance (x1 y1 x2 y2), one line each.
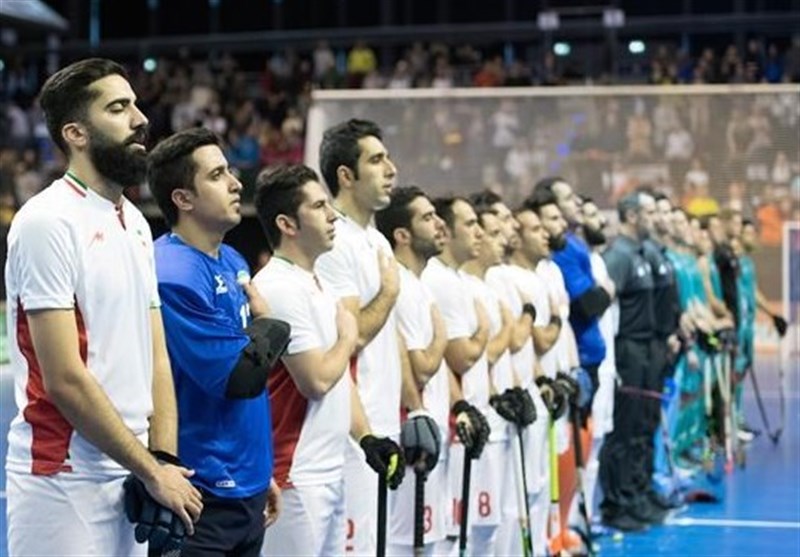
547 417 567 557
377 474 387 557
458 450 473 557
514 427 534 557
748 351 786 445
414 467 426 557
568 407 595 557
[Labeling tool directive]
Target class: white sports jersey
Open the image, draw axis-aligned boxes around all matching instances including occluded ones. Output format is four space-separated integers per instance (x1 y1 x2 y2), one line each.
315 212 401 436
254 257 350 488
421 257 490 412
463 272 511 443
487 264 537 389
507 265 552 376
589 252 617 437
535 259 572 375
395 265 449 434
5 175 158 479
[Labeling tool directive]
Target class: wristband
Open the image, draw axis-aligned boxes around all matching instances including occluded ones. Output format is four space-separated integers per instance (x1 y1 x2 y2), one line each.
549 315 562 328
522 302 537 320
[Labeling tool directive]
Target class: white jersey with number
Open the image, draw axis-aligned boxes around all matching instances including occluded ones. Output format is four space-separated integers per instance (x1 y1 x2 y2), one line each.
421 257 490 412
314 212 401 437
5 176 158 479
254 257 350 489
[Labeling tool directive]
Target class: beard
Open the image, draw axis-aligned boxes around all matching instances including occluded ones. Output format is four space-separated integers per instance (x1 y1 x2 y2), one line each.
583 225 606 246
412 235 443 260
87 124 148 187
548 232 567 252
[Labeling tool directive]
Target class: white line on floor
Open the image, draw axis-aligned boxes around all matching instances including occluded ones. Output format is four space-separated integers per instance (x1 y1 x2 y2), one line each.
667 517 800 529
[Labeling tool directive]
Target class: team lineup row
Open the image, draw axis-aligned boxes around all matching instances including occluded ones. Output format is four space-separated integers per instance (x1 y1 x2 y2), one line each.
4 58 785 557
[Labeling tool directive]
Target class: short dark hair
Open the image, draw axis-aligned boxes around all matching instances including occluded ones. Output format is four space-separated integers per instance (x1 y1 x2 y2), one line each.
533 176 567 198
433 195 470 232
375 185 428 249
319 118 383 197
617 192 642 223
39 58 129 154
523 186 558 216
699 214 719 231
742 217 755 228
468 191 499 228
147 127 221 227
254 164 320 251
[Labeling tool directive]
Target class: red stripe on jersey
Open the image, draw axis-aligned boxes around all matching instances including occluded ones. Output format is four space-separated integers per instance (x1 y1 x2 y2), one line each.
348 355 358 383
17 301 88 474
267 362 308 489
63 176 88 198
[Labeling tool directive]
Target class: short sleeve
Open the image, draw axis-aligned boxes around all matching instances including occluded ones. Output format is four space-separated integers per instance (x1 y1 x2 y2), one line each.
395 285 430 351
262 284 329 356
314 243 360 299
603 245 629 292
12 213 78 310
158 280 249 398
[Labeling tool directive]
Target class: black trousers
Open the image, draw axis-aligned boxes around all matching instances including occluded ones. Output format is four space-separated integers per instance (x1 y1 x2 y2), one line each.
599 336 663 516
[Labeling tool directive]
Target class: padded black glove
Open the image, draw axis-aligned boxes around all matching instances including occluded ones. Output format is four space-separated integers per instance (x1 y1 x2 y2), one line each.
123 473 186 555
772 314 788 338
360 434 406 489
511 386 537 427
452 400 491 459
490 389 520 424
535 376 568 420
401 410 441 474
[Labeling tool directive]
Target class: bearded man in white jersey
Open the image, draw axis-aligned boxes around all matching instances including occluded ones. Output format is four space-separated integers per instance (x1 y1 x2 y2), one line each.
4 58 201 557
375 185 453 556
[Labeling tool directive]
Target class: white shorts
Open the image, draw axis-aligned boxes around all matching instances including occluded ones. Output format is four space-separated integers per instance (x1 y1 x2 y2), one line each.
343 436 402 555
592 360 616 439
389 452 448 547
262 480 346 557
446 441 503 536
6 471 144 557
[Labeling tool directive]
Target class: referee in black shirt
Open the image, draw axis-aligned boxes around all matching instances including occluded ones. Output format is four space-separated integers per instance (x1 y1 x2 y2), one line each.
599 192 667 531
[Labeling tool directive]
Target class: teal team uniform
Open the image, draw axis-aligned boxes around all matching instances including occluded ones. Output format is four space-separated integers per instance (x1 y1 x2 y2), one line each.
735 254 757 412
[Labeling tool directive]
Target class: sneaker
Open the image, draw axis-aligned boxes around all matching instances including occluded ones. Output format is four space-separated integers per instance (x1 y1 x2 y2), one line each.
648 489 683 511
629 499 669 524
602 512 648 533
737 428 756 443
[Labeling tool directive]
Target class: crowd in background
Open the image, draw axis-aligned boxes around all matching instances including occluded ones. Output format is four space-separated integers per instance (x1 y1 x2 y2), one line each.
1 37 799 240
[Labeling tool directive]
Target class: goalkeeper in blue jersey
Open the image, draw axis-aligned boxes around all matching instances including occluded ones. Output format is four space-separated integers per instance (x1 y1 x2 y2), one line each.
147 128 288 556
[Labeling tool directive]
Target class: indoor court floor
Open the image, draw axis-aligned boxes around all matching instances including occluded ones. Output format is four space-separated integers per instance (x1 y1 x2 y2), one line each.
0 353 797 557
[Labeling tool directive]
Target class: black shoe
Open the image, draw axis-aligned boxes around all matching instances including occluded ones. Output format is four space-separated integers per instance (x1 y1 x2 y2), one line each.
648 489 683 511
629 499 669 524
602 512 648 533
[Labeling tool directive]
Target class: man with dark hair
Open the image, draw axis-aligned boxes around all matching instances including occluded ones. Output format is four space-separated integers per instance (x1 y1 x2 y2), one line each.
5 58 201 556
636 190 684 510
376 185 453 555
253 164 403 556
313 118 406 555
148 127 285 556
422 195 494 555
599 192 667 531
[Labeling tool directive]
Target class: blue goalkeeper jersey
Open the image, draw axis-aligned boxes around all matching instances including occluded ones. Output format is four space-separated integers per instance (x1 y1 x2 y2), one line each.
155 233 273 498
552 232 606 366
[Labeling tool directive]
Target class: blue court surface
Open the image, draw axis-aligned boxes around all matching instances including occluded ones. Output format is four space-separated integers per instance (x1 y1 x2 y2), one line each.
0 353 797 556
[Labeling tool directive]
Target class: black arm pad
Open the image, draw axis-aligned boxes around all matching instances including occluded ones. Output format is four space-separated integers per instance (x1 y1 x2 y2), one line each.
570 286 611 320
225 318 291 399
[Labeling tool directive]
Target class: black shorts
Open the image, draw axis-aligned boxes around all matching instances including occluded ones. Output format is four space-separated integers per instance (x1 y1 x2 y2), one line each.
177 487 269 557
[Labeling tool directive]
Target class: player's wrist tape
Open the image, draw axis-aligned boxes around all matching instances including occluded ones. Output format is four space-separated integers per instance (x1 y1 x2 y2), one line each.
150 450 181 467
225 318 291 399
549 315 562 328
522 302 537 320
